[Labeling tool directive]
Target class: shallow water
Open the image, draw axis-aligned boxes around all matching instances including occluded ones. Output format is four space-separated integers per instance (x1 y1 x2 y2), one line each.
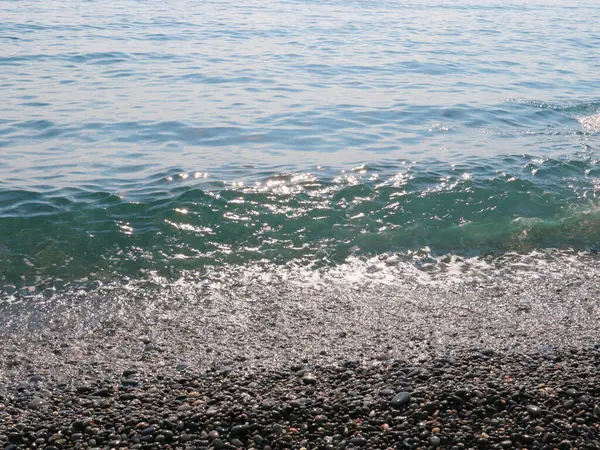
1 0 600 298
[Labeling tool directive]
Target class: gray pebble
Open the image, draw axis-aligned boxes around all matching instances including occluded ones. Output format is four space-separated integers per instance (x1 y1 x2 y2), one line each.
28 397 43 409
526 404 542 417
302 372 317 385
212 438 225 449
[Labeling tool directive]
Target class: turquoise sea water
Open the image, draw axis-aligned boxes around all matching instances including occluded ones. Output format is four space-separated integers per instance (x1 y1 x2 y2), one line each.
1 0 600 297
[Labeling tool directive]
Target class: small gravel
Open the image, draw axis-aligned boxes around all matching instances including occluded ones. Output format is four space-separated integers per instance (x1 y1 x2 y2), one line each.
1 347 600 449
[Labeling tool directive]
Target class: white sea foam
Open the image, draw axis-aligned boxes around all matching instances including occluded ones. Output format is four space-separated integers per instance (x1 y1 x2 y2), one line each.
580 114 600 130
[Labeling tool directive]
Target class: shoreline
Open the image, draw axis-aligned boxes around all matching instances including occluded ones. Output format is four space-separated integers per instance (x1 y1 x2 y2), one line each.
2 256 600 448
2 346 600 449
2 253 600 387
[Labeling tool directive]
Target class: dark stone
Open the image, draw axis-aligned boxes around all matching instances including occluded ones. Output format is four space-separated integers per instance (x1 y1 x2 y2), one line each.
379 388 395 396
8 433 22 444
349 436 367 446
526 405 542 417
565 388 579 397
406 368 420 377
91 388 111 397
391 392 411 409
455 388 470 398
230 425 250 437
302 372 317 385
212 438 225 449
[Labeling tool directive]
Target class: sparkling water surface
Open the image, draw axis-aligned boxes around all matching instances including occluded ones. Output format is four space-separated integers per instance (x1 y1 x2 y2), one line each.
1 0 600 296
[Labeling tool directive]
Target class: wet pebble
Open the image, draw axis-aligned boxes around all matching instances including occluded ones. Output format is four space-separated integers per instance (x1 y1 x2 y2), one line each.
390 391 411 409
0 347 599 450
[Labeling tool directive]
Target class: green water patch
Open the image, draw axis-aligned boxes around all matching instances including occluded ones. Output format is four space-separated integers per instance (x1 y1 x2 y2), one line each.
1 154 599 293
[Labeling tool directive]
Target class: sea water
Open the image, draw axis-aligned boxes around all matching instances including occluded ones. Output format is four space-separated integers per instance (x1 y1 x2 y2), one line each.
1 0 600 302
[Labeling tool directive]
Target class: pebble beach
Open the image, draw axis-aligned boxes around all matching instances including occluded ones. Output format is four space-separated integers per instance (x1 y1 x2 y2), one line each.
3 0 600 448
2 347 600 449
2 257 600 449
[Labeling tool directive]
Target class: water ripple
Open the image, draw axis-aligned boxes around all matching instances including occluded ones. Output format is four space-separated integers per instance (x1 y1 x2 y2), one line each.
1 0 600 293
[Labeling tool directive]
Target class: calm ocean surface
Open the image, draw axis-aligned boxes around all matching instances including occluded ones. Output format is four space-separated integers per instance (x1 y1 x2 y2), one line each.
1 0 600 298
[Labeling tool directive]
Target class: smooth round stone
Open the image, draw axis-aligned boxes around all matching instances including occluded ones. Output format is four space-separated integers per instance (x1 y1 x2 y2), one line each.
8 433 22 444
230 425 250 437
526 405 542 417
430 436 441 446
565 388 579 397
302 372 317 385
559 440 573 449
472 390 485 398
212 438 225 449
261 399 276 410
455 388 469 398
91 388 110 397
391 391 411 409
349 436 367 446
28 397 43 409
